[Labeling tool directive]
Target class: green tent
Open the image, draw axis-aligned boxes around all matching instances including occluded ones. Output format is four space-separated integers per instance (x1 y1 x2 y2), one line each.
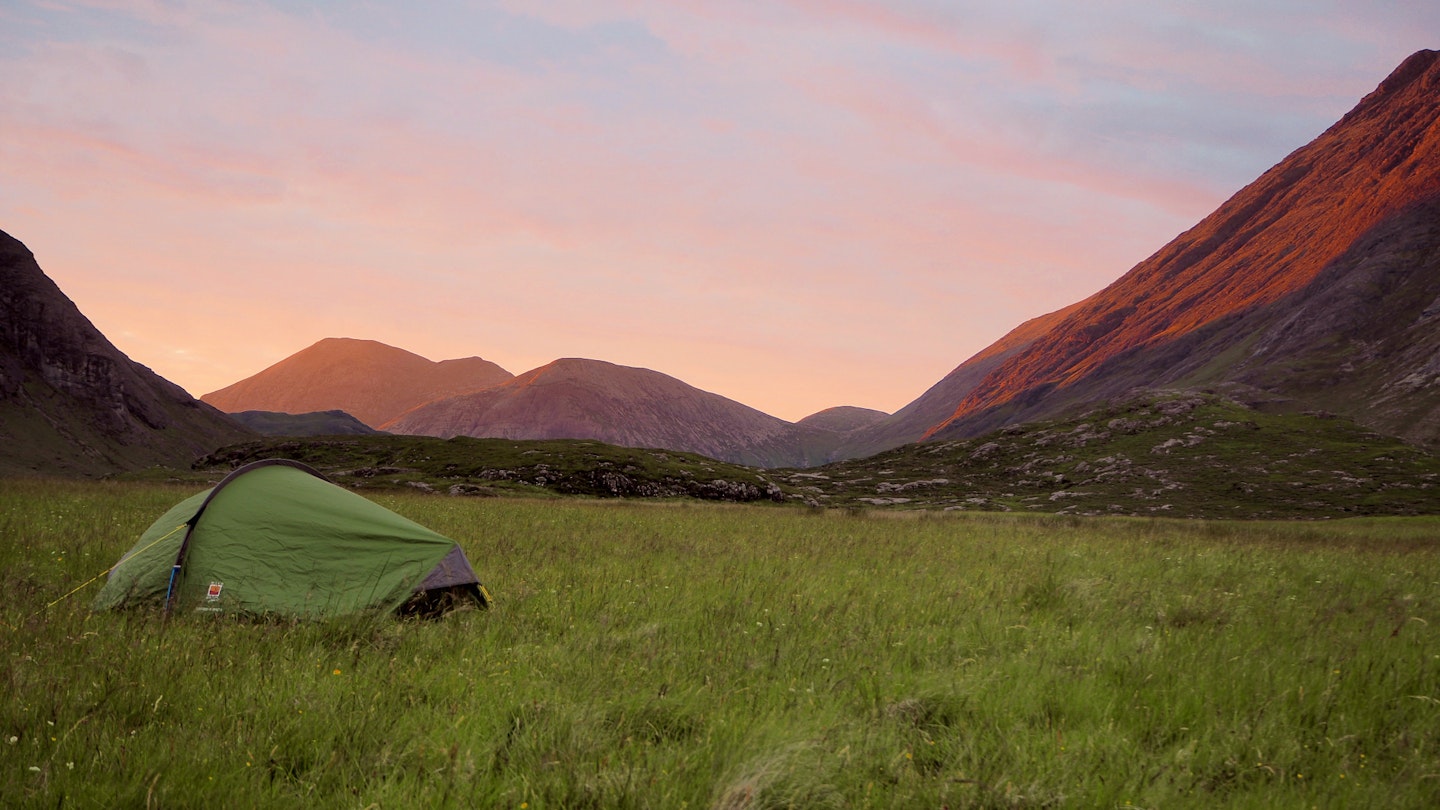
94 459 489 617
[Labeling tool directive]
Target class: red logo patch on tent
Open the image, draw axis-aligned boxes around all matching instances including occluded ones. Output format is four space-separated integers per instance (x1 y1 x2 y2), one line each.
206 582 224 601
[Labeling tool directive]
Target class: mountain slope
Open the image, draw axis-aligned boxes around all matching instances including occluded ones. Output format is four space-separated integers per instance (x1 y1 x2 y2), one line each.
195 435 789 503
201 338 513 428
0 230 253 475
924 49 1440 446
383 358 838 467
1211 195 1440 445
833 301 1084 460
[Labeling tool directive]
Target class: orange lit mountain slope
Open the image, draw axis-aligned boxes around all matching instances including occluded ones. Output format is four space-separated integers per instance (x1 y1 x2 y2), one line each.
202 338 513 428
921 49 1440 446
832 301 1084 460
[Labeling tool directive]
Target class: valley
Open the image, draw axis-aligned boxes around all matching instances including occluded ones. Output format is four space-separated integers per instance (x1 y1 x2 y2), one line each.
6 18 1440 810
4 480 1438 808
5 52 1440 511
172 389 1440 520
180 51 1440 479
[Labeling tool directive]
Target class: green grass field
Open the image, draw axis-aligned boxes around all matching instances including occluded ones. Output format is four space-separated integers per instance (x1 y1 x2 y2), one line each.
3 478 1439 808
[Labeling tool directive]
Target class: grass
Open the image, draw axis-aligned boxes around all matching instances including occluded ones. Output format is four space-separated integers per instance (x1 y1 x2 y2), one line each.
798 391 1440 518
185 435 789 503
168 391 1440 520
3 477 1440 807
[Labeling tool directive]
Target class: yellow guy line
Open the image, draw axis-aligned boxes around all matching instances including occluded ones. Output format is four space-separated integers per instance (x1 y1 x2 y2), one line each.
3 522 190 630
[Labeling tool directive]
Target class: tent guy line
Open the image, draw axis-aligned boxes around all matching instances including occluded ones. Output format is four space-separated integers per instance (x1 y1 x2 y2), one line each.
0 522 189 632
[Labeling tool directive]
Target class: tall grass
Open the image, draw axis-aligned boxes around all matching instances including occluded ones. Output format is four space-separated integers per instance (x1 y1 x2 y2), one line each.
2 478 1438 808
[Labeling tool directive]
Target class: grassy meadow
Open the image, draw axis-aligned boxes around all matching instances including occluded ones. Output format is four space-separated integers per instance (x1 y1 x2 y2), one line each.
3 477 1439 808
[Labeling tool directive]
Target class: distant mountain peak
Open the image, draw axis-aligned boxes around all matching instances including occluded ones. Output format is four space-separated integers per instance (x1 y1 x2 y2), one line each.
384 357 847 467
202 338 513 427
796 406 889 434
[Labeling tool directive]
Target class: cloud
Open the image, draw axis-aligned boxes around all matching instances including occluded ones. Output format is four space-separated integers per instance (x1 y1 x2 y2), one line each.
1 0 1433 420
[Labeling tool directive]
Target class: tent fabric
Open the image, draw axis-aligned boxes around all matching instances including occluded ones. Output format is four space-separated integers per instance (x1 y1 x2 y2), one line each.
92 488 209 612
93 459 487 618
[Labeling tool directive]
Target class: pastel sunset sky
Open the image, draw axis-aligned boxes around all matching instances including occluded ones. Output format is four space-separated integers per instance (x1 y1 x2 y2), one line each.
3 1 1436 421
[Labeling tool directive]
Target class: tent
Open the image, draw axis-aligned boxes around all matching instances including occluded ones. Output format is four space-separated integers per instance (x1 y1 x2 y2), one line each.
93 459 490 618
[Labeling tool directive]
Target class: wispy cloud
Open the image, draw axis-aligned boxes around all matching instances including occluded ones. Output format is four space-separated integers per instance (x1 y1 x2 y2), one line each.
1 0 1433 420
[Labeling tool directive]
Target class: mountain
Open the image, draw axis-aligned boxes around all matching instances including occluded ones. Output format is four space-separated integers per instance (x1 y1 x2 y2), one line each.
0 230 252 476
201 337 513 428
880 49 1440 449
383 357 841 467
833 302 1083 460
795 406 889 433
196 55 1440 468
180 390 1440 519
227 410 382 437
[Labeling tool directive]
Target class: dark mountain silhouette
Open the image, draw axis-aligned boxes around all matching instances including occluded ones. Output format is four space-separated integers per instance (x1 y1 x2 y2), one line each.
0 230 252 475
202 337 513 428
383 358 845 467
228 410 382 437
841 49 1440 452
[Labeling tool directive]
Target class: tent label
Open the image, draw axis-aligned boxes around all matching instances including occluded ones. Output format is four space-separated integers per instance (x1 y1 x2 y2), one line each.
206 582 224 601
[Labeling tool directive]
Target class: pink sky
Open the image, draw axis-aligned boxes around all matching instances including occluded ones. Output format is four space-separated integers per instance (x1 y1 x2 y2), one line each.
2 1 1436 421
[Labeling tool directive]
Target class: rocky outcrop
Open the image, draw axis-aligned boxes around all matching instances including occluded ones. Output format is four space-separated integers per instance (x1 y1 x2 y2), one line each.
787 390 1440 519
0 230 252 475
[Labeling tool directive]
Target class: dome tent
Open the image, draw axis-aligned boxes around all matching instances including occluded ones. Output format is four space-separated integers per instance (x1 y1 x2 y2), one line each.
93 459 489 618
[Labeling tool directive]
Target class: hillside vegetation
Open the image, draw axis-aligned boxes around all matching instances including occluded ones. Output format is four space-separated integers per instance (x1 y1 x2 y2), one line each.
2 480 1438 807
183 391 1440 520
793 390 1440 519
192 436 788 503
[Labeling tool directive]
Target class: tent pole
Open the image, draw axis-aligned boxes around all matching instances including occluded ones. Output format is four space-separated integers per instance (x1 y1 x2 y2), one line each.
163 563 182 614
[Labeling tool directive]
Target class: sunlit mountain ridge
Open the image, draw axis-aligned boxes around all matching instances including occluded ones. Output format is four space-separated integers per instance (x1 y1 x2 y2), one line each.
913 49 1440 448
7 51 1440 476
201 52 1440 467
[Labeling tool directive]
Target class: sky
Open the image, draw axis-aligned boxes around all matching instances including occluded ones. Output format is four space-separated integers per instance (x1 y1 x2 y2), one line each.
2 2 1437 422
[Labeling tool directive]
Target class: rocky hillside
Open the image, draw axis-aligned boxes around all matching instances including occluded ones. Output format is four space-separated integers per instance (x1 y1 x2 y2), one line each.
912 50 1440 448
382 358 845 468
193 435 788 503
182 389 1440 518
786 390 1440 519
202 337 513 428
0 230 252 475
